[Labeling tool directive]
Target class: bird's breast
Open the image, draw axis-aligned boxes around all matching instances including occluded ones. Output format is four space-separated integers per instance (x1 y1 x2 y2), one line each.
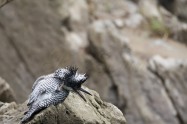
38 93 52 102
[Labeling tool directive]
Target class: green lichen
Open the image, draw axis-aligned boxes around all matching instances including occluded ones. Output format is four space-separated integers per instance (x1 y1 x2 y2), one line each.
149 18 169 36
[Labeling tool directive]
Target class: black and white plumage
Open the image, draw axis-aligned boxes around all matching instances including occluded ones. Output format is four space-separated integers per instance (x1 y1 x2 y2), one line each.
21 67 91 124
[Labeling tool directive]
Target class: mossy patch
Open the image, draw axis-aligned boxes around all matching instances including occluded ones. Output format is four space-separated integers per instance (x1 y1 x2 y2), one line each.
149 18 170 36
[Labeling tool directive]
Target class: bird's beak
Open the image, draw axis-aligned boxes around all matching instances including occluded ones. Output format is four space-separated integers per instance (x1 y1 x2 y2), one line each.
80 87 92 95
75 87 92 102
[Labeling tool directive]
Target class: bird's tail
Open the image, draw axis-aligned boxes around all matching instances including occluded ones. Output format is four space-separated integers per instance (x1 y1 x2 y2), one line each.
21 108 35 124
21 102 47 124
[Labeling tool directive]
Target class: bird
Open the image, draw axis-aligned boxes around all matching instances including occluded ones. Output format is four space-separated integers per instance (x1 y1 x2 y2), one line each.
21 66 91 124
61 67 91 101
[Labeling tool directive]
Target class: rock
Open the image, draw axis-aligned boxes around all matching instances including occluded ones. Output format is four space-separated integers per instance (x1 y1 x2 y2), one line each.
83 55 115 104
0 0 187 124
148 55 187 124
0 87 126 124
139 0 187 44
139 0 162 21
58 0 89 32
175 0 187 22
0 0 13 8
158 0 187 22
64 31 88 52
0 0 74 102
87 20 131 108
158 0 176 13
173 23 187 45
160 7 187 45
0 77 16 103
0 102 4 108
0 102 17 115
124 13 144 28
87 21 182 124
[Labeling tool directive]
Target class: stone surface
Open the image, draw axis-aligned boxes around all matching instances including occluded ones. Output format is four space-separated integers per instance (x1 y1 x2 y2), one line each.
0 0 74 102
160 7 187 45
139 0 162 21
149 56 187 124
87 21 181 124
0 0 187 124
175 0 187 22
138 0 187 44
0 87 126 124
0 77 16 103
0 0 13 8
158 0 187 22
59 0 89 32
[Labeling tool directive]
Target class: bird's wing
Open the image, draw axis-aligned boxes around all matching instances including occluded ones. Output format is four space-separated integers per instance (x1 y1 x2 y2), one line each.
31 76 45 91
21 90 69 123
27 85 46 106
28 75 58 106
27 76 46 106
31 73 54 91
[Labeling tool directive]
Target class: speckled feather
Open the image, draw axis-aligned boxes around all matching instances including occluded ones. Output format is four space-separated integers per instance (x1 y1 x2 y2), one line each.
27 75 61 106
21 67 89 124
21 69 71 123
21 90 69 123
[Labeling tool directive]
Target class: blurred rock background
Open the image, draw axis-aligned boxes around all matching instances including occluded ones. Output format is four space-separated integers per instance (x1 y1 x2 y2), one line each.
0 0 187 124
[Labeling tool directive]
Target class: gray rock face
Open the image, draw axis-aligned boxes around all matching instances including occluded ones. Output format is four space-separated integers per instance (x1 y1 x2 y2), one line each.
0 0 74 102
0 77 15 102
59 0 89 32
0 0 187 124
159 0 187 22
0 0 13 8
159 7 187 45
139 0 187 44
0 87 126 124
149 56 187 124
175 0 187 22
87 21 182 124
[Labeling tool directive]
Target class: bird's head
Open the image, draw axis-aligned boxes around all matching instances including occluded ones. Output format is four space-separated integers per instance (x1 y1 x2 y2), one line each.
58 66 92 101
54 66 77 80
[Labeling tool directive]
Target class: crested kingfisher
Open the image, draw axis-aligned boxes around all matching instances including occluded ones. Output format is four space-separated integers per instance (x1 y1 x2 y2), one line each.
21 66 91 123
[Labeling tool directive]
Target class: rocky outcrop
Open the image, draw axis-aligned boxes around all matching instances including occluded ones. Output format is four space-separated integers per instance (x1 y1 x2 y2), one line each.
158 0 187 22
0 0 74 102
86 21 183 124
138 0 187 44
0 87 126 124
0 0 13 8
175 0 187 22
0 0 187 124
149 56 187 124
0 77 15 103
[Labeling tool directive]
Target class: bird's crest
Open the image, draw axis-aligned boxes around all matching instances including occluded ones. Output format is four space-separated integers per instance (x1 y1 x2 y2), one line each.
66 66 78 75
54 66 77 80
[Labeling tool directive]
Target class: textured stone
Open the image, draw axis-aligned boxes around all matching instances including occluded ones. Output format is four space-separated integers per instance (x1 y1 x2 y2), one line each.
0 0 73 102
0 87 126 124
159 0 187 22
58 0 89 32
160 7 187 45
87 21 181 124
0 0 187 124
0 77 15 103
149 56 187 124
